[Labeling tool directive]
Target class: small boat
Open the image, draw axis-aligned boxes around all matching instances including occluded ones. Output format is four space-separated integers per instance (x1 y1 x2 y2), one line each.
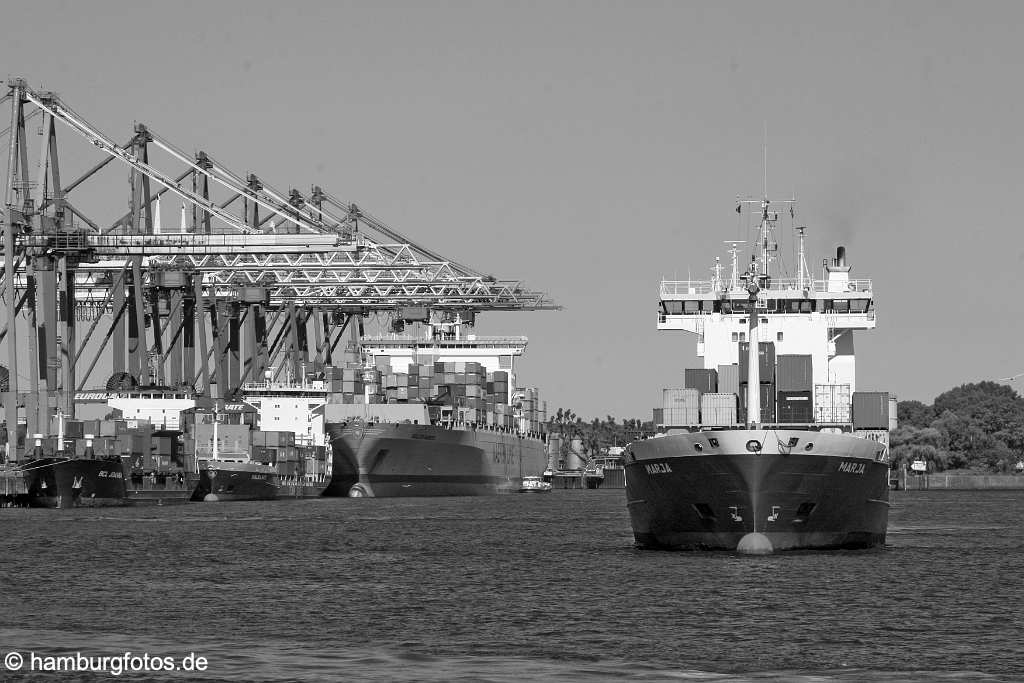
519 476 552 493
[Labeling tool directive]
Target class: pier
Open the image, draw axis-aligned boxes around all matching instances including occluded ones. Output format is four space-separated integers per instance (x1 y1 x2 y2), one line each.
0 78 557 481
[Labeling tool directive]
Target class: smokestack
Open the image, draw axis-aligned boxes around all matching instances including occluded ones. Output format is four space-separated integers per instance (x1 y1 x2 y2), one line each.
834 246 846 268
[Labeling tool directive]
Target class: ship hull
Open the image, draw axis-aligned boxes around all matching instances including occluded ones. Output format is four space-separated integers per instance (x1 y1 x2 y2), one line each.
625 429 890 551
190 461 280 502
277 479 330 498
20 458 127 509
324 422 548 497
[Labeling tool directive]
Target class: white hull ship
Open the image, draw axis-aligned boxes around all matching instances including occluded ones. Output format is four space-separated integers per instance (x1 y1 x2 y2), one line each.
625 192 893 552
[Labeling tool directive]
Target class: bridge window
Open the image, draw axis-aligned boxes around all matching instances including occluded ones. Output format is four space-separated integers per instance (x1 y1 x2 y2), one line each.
663 301 683 315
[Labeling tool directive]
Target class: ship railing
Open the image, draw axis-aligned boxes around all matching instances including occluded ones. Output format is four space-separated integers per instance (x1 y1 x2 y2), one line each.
439 420 546 442
241 381 328 392
362 335 529 348
660 278 872 297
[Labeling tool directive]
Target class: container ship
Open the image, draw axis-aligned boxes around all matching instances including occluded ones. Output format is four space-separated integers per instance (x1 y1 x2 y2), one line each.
323 322 549 497
101 383 330 502
625 194 893 552
187 412 280 502
12 413 127 508
239 377 332 498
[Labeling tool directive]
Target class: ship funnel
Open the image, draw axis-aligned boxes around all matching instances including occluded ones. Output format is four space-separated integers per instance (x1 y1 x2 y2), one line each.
834 246 846 268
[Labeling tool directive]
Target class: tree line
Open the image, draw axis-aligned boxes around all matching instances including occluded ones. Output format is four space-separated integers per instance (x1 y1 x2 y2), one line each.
894 381 1024 473
545 408 654 464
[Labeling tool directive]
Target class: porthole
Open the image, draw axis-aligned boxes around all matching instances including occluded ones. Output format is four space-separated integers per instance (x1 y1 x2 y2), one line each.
804 442 814 451
745 439 762 453
708 437 719 448
693 442 704 452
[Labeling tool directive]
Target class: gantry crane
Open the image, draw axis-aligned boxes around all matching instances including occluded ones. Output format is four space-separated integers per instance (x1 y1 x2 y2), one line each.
0 79 558 459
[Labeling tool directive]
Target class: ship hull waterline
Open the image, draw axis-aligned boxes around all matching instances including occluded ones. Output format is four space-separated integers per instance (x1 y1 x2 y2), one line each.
190 462 280 502
20 457 127 509
624 430 890 552
324 422 549 498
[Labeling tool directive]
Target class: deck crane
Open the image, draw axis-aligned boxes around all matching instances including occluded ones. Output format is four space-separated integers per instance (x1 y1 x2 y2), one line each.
0 78 558 460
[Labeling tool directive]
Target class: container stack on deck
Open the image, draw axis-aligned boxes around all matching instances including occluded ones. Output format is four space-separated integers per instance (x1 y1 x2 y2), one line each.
655 343 894 430
776 354 813 423
738 341 777 423
323 360 541 432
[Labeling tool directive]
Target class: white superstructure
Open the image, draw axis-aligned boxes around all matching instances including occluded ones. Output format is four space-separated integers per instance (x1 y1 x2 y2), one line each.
658 198 875 394
241 379 330 446
106 387 198 429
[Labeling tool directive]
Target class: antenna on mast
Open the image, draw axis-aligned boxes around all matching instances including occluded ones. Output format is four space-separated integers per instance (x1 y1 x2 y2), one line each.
762 121 768 199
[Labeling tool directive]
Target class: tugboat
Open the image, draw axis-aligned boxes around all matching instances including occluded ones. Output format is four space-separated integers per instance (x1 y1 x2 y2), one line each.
518 476 553 493
625 191 892 552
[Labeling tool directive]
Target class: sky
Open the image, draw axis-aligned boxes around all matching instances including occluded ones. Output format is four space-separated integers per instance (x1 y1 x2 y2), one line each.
2 1 1022 420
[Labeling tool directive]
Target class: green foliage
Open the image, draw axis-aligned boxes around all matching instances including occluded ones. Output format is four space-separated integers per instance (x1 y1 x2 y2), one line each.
546 410 654 465
896 382 1024 473
897 400 934 429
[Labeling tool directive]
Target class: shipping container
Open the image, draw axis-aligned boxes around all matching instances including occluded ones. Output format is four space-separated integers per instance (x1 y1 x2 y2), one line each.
717 364 740 395
888 396 898 433
653 407 664 425
852 391 890 430
776 355 813 392
662 388 700 424
700 392 737 426
777 390 813 423
684 368 718 394
63 420 85 439
815 384 852 423
738 383 776 423
738 341 776 383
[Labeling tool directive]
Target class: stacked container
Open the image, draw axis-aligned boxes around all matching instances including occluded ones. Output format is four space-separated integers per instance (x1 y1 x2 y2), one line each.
347 360 533 431
815 384 852 423
700 393 738 426
852 391 890 430
738 341 777 383
776 355 813 423
738 383 777 423
684 368 718 394
717 364 740 395
738 342 776 422
662 388 700 425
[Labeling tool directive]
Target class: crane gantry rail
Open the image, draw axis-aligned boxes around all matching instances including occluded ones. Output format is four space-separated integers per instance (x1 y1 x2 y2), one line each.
0 78 558 459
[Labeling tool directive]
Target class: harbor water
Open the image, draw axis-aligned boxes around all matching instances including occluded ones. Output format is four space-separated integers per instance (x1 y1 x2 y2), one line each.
0 489 1020 681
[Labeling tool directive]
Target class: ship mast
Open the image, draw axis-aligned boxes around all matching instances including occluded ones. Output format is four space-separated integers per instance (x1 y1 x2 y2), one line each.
743 193 776 427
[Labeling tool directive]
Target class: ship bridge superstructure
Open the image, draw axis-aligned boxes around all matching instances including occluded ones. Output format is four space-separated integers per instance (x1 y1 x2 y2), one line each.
657 198 876 392
361 333 529 389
